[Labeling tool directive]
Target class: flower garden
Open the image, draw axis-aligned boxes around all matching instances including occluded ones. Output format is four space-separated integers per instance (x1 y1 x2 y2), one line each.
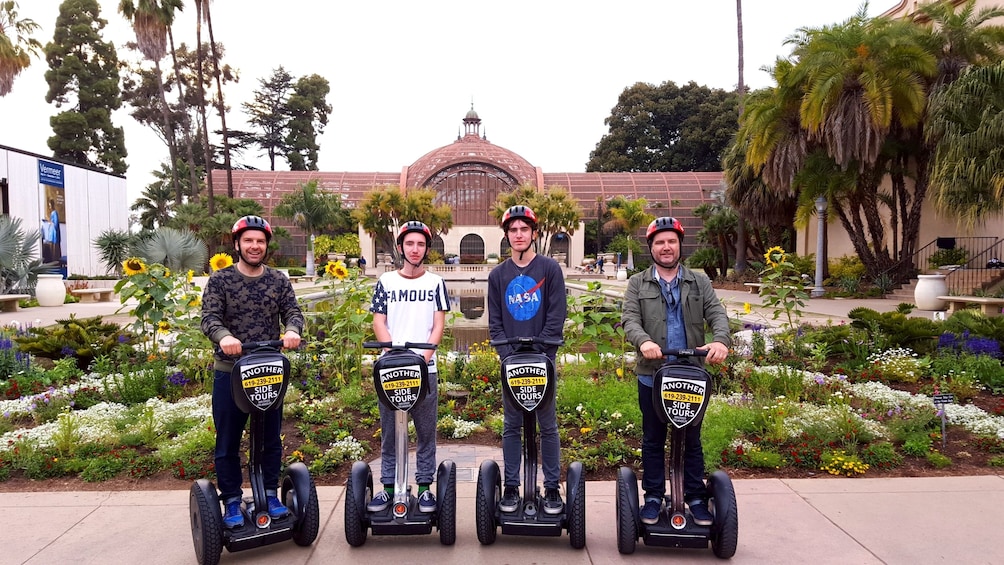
1 250 1004 489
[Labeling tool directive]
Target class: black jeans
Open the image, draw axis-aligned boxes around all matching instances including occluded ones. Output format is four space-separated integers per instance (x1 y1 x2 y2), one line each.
637 380 708 502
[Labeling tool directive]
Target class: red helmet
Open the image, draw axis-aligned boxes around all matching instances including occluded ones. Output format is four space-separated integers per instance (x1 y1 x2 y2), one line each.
397 220 432 246
646 216 684 243
501 205 537 231
232 215 273 243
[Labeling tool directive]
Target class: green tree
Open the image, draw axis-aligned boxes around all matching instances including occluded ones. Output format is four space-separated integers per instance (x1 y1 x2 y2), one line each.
118 0 185 204
0 0 41 96
132 226 208 273
927 60 1004 228
93 228 137 276
195 0 234 198
603 195 653 270
353 186 453 264
242 66 294 170
273 179 351 275
587 80 739 172
130 166 175 230
691 197 738 279
491 184 582 258
285 73 331 171
0 215 44 293
44 0 127 175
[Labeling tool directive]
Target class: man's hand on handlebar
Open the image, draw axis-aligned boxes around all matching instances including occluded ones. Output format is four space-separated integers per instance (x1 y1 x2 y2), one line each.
697 341 729 365
282 331 301 351
220 335 242 356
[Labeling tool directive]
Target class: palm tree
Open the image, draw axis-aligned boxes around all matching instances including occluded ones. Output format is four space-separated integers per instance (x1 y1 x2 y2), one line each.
93 228 137 276
734 0 748 273
199 0 234 198
353 186 452 265
193 0 214 214
133 226 208 272
604 196 653 270
927 61 1004 228
916 0 1004 87
491 184 582 258
118 0 184 203
273 180 339 276
0 0 41 96
131 168 175 229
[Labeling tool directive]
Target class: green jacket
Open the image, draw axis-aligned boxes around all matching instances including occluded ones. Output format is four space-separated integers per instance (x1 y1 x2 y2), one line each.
621 265 732 376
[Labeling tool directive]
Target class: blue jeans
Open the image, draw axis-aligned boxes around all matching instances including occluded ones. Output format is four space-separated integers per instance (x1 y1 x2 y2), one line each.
637 380 708 501
378 376 438 486
502 386 560 490
213 369 283 503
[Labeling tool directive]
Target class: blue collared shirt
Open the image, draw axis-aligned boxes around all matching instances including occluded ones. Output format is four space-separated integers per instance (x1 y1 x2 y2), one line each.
638 267 687 388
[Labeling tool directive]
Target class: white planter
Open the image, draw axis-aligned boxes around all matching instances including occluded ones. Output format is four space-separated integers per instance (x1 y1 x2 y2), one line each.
616 268 628 281
35 274 65 307
914 274 948 311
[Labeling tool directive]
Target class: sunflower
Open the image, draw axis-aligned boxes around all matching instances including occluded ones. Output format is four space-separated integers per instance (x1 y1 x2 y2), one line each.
157 320 171 334
743 302 752 314
187 270 194 284
326 260 349 280
210 253 234 271
188 296 202 308
123 257 147 276
764 246 786 268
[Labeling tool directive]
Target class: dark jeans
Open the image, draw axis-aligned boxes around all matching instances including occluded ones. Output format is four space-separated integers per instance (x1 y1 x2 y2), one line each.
213 369 283 503
638 380 708 502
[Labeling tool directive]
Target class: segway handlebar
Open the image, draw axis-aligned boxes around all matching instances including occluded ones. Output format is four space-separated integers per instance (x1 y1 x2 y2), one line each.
660 347 709 358
489 336 564 348
242 339 288 352
363 341 437 351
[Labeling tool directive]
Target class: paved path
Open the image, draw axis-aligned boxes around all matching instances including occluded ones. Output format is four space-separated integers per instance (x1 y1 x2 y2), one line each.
4 474 1003 564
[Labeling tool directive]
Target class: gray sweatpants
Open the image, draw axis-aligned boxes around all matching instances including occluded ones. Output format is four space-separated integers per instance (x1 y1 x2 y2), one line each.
378 374 438 486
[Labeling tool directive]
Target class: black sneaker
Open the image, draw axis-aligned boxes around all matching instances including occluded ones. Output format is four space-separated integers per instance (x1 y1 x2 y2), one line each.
640 498 662 525
688 499 713 526
418 489 437 513
499 486 520 513
543 488 563 515
367 489 391 512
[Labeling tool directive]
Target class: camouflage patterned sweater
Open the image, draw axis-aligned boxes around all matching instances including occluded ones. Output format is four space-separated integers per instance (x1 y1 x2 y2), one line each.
201 265 304 372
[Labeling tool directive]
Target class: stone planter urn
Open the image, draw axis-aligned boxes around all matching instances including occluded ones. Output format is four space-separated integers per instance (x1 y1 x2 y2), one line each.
914 274 949 311
616 268 628 281
35 274 66 307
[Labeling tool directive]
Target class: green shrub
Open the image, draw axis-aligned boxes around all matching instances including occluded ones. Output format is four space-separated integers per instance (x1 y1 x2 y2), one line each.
902 434 933 456
860 442 903 470
926 450 952 468
827 255 866 282
928 247 968 269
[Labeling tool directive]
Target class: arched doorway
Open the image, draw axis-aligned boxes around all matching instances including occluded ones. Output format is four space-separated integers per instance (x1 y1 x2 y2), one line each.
460 234 485 263
431 235 445 258
549 233 570 266
500 237 510 259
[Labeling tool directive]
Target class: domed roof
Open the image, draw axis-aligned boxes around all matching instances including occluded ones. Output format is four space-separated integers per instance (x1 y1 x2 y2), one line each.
406 111 537 188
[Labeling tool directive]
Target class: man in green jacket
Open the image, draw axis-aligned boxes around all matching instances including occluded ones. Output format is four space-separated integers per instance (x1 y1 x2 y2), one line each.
621 216 731 527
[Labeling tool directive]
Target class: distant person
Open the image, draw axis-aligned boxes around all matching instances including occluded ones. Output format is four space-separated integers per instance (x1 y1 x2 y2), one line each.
593 255 604 274
357 255 366 271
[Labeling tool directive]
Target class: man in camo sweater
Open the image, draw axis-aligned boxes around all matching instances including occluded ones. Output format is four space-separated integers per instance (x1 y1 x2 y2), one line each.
201 215 304 529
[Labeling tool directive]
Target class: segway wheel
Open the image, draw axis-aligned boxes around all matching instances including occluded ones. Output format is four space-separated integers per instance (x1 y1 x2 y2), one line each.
708 470 739 559
615 466 639 555
436 460 457 545
475 459 500 545
282 463 320 546
189 480 223 565
344 461 372 547
566 461 587 549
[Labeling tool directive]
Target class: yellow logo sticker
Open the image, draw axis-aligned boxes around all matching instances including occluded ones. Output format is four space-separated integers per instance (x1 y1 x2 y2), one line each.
243 374 282 388
383 378 421 390
662 391 704 404
508 376 547 387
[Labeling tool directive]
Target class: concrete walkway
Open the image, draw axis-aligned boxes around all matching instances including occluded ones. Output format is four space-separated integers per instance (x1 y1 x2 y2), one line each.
4 473 1003 564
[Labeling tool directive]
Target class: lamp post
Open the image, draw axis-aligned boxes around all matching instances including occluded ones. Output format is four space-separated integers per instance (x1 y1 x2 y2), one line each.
812 196 827 298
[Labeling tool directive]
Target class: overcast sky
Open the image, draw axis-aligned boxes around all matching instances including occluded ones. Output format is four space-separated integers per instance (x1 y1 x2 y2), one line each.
1 1 885 202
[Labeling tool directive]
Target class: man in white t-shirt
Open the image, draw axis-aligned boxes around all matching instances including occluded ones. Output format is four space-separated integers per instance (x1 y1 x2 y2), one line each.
368 221 451 514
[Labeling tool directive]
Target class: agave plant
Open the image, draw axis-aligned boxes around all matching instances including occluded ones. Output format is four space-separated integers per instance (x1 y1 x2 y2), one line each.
93 228 137 277
132 227 208 273
0 215 45 293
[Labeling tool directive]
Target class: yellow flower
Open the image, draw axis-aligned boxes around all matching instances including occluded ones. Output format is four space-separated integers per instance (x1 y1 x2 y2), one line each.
743 302 752 314
123 257 147 276
188 296 201 308
326 260 348 280
157 320 170 334
210 253 234 271
580 427 592 434
616 368 624 378
163 268 171 278
764 246 786 268
187 269 194 283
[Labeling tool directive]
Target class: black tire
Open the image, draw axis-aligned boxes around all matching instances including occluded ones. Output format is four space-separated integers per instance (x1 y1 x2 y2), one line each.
437 461 457 545
567 461 586 549
282 465 320 546
189 480 223 565
708 470 739 559
616 466 639 555
344 461 372 547
475 459 500 545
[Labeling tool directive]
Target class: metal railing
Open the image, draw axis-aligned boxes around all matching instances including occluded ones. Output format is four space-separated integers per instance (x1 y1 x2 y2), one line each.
909 236 1002 294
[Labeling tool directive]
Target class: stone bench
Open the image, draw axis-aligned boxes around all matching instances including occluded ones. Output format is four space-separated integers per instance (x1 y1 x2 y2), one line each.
70 288 115 303
936 295 1004 317
743 282 763 294
0 294 31 312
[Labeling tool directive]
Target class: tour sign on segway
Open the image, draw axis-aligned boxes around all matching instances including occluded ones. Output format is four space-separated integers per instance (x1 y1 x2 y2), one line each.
476 336 586 549
189 340 320 565
616 348 738 558
344 341 457 546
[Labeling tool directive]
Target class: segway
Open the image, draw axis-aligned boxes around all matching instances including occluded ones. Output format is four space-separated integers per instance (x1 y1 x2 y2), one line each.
476 336 586 549
616 348 738 558
344 341 456 546
189 340 320 565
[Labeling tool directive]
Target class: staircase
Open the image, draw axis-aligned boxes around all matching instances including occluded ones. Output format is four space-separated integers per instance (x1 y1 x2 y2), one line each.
886 268 1004 302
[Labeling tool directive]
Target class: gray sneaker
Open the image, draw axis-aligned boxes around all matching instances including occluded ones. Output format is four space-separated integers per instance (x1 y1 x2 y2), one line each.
543 488 563 515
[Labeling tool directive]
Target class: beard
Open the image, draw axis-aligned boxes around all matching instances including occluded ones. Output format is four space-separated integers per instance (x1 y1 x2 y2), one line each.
652 254 681 271
238 246 266 268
